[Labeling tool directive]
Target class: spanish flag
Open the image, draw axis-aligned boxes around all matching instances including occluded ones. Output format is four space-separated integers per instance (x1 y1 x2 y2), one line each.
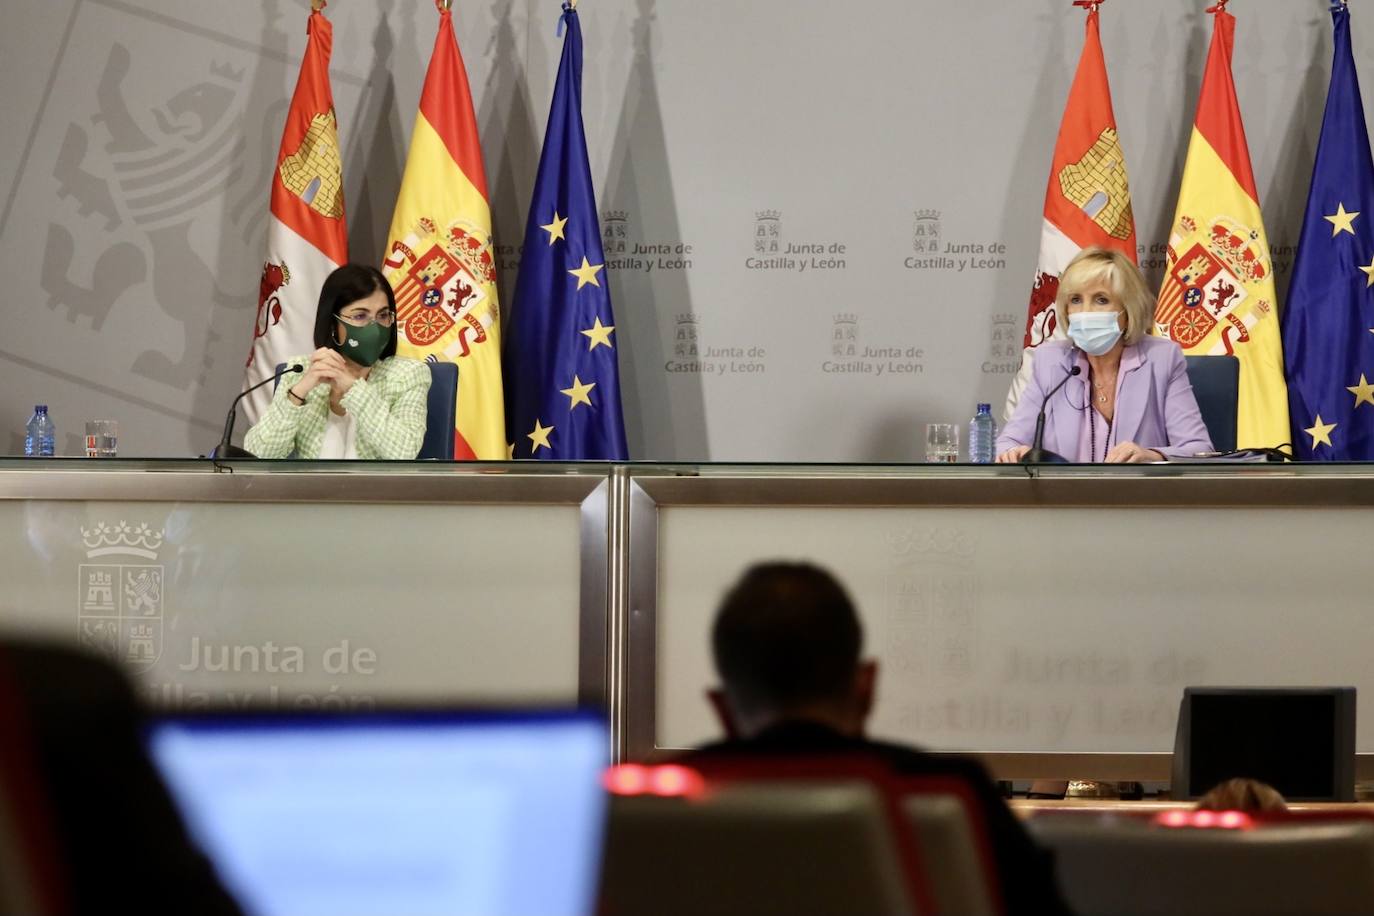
1156 4 1289 450
382 0 504 460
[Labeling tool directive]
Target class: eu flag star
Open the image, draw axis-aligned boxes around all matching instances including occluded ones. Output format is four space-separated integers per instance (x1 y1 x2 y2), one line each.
1325 203 1361 237
580 317 615 351
528 419 554 452
560 376 596 410
568 257 604 290
1348 375 1374 409
1305 414 1337 449
542 212 569 244
1360 255 1374 288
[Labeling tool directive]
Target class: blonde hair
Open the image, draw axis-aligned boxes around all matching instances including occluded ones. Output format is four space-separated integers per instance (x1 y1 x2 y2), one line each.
1055 247 1155 346
1194 778 1288 814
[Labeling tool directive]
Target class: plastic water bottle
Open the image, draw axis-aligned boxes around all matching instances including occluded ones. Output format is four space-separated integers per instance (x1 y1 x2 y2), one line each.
968 403 996 464
24 405 56 457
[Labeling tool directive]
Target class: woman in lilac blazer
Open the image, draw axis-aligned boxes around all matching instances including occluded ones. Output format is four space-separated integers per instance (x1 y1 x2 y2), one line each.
996 248 1213 463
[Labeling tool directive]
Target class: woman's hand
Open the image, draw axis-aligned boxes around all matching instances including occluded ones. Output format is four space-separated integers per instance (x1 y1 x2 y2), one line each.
1105 442 1165 464
290 348 353 401
996 445 1031 464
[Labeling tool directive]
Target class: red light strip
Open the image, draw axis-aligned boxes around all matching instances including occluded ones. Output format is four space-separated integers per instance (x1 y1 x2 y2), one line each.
604 764 706 798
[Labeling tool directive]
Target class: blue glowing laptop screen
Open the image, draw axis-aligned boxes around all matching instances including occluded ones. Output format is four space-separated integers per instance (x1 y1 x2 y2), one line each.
147 712 608 916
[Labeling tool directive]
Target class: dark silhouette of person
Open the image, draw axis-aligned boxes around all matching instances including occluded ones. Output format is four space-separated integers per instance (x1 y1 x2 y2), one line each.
681 562 1074 916
0 637 242 915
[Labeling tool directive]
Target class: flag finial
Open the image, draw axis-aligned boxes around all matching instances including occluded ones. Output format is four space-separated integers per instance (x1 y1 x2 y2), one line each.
1072 0 1102 12
436 0 453 12
1204 0 1229 13
311 0 326 10
557 0 577 36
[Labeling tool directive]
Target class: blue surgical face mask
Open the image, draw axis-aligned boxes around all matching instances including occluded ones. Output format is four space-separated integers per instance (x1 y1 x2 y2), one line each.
1068 312 1124 356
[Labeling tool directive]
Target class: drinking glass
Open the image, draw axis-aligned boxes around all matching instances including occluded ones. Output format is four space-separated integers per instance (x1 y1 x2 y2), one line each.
925 423 959 463
85 420 118 458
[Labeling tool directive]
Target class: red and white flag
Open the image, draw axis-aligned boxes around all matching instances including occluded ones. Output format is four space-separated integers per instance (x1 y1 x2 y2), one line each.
240 0 348 425
1005 0 1137 419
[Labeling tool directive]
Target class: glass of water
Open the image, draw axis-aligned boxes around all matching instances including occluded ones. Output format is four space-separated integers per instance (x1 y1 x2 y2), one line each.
925 423 959 463
85 420 118 458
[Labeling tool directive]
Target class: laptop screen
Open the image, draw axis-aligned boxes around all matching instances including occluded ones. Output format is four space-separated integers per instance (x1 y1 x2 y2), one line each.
147 711 608 916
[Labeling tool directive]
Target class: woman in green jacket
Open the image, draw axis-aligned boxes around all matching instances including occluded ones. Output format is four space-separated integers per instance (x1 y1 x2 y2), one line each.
245 264 430 459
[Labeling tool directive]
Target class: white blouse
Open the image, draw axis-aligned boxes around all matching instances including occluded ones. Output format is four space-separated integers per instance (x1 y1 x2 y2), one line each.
317 407 358 460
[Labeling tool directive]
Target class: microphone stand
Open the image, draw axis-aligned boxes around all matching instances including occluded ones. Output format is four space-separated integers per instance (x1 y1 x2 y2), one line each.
1021 365 1081 464
212 364 303 461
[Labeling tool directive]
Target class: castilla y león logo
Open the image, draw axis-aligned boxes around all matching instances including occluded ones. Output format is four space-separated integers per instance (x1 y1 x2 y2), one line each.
78 521 166 671
913 210 942 253
753 210 782 254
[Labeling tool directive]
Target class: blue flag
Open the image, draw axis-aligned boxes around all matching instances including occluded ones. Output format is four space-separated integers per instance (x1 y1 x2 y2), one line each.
504 5 628 461
1284 3 1374 461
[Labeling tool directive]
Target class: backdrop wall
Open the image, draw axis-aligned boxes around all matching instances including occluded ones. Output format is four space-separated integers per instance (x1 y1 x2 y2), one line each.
0 0 1353 460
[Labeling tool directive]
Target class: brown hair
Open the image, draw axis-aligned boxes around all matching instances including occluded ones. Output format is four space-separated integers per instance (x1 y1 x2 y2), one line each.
1194 778 1288 813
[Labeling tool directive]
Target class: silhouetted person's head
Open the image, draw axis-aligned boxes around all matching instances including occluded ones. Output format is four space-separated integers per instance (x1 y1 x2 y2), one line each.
1194 777 1288 813
708 562 876 739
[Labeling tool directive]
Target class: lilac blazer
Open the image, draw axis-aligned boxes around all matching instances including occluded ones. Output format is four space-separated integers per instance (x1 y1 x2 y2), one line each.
996 337 1214 461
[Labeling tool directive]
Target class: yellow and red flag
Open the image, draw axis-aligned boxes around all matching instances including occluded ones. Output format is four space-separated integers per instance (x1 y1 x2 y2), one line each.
1007 0 1136 417
382 0 504 460
241 0 348 425
1156 2 1289 449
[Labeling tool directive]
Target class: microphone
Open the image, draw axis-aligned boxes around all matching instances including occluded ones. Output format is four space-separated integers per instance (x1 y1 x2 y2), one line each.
213 364 304 459
1022 365 1082 464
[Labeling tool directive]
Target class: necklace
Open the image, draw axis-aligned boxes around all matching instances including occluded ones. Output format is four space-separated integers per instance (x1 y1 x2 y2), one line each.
1091 372 1114 404
1090 412 1114 462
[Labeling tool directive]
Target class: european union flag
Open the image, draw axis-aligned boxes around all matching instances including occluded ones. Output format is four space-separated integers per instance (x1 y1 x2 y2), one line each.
504 4 628 461
1284 3 1374 461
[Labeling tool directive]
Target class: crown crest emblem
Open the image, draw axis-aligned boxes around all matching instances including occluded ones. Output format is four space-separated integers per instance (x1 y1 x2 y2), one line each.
1207 218 1270 283
675 312 700 325
833 313 859 325
993 312 1017 324
602 210 629 223
211 61 246 82
755 210 782 222
81 521 164 559
915 209 942 221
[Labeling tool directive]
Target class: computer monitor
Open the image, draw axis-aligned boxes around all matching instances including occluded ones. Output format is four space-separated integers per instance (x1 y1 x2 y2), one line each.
1171 687 1356 802
146 710 609 916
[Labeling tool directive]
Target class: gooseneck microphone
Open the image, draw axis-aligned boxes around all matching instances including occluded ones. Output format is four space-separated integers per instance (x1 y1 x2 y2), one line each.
214 364 304 459
1022 365 1082 464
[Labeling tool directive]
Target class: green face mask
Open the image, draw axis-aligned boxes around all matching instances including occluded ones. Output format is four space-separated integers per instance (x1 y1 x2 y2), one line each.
335 319 390 367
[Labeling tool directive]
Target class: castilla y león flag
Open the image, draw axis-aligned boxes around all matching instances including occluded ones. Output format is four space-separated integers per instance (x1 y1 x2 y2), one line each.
240 1 348 426
1007 0 1136 417
382 0 504 460
1156 3 1289 450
